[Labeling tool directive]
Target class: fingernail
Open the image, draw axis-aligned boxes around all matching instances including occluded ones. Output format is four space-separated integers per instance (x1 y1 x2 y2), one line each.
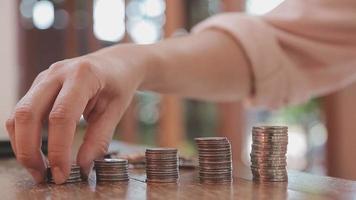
27 168 45 183
52 166 66 184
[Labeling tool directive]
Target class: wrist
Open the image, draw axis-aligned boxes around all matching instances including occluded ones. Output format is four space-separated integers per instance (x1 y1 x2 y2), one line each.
133 44 163 91
87 44 160 91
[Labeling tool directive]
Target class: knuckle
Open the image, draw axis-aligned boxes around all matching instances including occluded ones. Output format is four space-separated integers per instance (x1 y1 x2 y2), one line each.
72 60 95 77
48 62 64 73
48 147 64 160
14 105 34 123
48 105 72 124
95 139 110 155
16 152 35 166
36 70 48 80
5 118 14 133
48 145 70 165
83 136 110 155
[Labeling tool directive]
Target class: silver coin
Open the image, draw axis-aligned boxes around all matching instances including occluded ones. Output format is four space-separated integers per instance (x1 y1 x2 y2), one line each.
145 154 178 159
146 178 178 183
95 158 128 164
250 157 286 162
250 162 287 167
251 150 287 155
97 178 129 182
195 137 228 142
146 170 178 174
199 156 232 161
146 148 178 153
252 126 288 130
146 175 179 179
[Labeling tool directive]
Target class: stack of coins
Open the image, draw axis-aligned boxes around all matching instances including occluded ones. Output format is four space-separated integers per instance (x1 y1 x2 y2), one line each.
195 137 232 183
250 126 288 182
94 158 129 182
47 164 82 184
145 148 179 183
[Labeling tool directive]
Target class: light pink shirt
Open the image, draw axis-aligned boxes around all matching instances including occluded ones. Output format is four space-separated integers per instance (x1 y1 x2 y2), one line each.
193 0 356 108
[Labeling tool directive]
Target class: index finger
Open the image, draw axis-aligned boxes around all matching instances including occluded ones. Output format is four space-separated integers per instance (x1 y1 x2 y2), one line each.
14 78 62 183
47 70 100 184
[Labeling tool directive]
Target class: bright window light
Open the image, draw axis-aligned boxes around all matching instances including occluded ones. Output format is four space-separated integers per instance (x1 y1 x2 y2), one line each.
93 0 125 42
140 0 165 18
128 20 160 44
32 0 55 30
310 123 328 147
246 0 285 15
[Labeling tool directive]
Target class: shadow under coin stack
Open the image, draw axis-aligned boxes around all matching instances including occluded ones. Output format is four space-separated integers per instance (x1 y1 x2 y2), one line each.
195 137 233 183
47 164 82 184
250 126 288 182
145 148 179 183
94 158 129 182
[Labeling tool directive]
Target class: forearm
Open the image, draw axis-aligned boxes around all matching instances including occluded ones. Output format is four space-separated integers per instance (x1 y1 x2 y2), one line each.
90 30 252 102
143 30 251 101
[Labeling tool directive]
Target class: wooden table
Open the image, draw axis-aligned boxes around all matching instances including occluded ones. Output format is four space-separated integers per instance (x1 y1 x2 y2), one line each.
1 149 356 199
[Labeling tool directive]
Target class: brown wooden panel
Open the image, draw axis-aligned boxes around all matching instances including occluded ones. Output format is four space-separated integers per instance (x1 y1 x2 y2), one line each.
64 0 79 58
157 0 187 147
17 0 67 97
323 82 356 180
118 100 139 143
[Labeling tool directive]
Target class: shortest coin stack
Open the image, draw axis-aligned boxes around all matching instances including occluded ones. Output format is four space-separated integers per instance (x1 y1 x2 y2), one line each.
94 158 129 182
195 137 233 184
250 126 288 182
145 148 179 183
47 164 82 184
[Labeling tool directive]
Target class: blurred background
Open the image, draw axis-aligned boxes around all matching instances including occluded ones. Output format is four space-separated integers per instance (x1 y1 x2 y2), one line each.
1 0 356 180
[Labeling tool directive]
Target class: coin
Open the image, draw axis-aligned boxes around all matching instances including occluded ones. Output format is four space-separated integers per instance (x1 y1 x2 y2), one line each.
47 164 82 184
94 158 129 183
250 126 288 182
145 148 179 183
195 137 233 184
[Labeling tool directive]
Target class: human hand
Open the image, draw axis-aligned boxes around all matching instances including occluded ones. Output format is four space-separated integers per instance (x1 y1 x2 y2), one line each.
5 50 146 184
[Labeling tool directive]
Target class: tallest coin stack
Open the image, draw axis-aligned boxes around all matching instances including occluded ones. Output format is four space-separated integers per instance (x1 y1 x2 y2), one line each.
250 126 288 182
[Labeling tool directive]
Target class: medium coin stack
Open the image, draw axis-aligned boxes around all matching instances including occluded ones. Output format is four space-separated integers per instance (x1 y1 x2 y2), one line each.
47 164 82 184
195 137 232 183
250 126 288 182
94 158 129 182
145 148 179 183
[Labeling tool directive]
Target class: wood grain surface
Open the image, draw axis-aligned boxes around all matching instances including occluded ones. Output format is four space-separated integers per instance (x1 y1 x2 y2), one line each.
1 158 356 200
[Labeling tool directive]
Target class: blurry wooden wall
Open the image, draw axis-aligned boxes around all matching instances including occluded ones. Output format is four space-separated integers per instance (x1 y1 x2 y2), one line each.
323 83 356 180
17 0 356 181
16 0 247 169
17 0 98 97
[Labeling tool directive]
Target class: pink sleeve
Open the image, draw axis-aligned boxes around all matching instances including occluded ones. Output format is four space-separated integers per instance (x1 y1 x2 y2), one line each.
193 0 356 108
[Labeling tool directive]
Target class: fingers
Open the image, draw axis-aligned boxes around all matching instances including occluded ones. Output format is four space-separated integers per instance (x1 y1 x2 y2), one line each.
5 70 49 156
48 72 100 184
14 79 62 183
77 101 124 176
